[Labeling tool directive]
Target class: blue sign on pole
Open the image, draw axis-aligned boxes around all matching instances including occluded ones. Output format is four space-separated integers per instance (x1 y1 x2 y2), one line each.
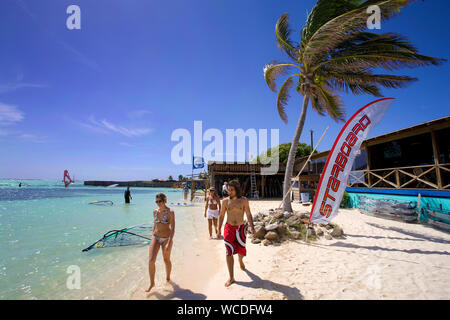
192 156 205 169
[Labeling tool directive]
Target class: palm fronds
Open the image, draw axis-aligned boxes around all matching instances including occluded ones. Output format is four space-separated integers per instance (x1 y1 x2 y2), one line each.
302 0 419 65
265 0 445 125
276 76 297 123
264 61 300 92
275 13 299 61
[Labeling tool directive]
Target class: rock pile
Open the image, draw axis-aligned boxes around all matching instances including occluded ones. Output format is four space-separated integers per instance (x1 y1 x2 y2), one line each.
250 208 344 246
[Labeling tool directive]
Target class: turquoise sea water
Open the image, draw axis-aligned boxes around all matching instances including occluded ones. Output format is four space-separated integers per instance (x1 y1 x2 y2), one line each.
0 180 187 299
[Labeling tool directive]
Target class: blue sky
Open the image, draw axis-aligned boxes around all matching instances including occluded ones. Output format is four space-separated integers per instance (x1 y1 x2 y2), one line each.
0 0 449 180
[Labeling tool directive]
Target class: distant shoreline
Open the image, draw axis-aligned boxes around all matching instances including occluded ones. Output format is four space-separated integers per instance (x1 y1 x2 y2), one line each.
84 180 179 188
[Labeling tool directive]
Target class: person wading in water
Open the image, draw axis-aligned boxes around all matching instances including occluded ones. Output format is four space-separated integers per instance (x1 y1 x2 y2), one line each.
124 186 132 204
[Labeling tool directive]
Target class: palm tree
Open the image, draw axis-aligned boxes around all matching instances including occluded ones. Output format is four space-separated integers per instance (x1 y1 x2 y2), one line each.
264 0 445 212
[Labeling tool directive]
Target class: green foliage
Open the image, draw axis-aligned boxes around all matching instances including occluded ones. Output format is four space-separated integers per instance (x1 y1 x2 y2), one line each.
296 224 317 241
256 142 316 164
340 191 351 208
287 222 317 241
198 172 209 179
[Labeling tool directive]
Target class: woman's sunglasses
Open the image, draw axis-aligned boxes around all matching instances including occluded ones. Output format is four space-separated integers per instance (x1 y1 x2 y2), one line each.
155 199 164 203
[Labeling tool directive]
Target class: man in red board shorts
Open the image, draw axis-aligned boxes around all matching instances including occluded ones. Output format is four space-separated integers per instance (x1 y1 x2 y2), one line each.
218 179 255 287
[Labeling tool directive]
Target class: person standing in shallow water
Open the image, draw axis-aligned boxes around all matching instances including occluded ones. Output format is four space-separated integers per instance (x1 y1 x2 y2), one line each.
218 179 255 287
124 186 132 204
204 187 221 239
145 193 175 293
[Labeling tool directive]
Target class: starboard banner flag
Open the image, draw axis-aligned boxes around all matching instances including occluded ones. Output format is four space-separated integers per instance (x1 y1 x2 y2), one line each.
309 98 394 224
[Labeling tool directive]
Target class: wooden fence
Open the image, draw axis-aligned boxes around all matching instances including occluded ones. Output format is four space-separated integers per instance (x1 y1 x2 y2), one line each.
348 163 450 190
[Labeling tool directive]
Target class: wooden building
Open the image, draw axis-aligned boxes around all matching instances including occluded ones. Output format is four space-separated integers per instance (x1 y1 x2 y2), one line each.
208 162 286 198
209 116 450 203
347 116 449 193
291 150 330 202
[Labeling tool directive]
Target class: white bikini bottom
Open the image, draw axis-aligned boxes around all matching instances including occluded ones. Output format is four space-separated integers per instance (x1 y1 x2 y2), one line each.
207 209 219 219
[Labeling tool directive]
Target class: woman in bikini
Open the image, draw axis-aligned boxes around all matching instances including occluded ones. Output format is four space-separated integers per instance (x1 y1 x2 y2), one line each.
204 187 221 239
145 193 175 292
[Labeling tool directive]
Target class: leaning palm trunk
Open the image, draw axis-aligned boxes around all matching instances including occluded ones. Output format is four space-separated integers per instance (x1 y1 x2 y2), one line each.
282 95 309 212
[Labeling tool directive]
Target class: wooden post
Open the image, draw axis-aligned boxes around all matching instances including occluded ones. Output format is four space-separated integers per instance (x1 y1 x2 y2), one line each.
211 172 215 191
261 175 265 199
395 169 400 188
190 177 194 201
417 193 422 222
431 131 443 190
366 147 373 187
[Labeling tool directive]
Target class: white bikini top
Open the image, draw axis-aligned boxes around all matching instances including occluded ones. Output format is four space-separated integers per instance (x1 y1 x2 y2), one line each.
209 198 217 205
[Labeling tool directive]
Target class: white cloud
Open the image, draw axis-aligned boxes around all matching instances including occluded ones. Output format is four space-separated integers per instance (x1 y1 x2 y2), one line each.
119 142 135 147
0 103 46 143
15 1 99 72
0 103 24 125
0 82 47 94
58 41 100 72
79 116 152 137
128 109 151 119
19 133 48 143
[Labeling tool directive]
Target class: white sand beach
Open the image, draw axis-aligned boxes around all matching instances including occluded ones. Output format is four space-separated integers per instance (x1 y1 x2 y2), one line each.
126 200 450 300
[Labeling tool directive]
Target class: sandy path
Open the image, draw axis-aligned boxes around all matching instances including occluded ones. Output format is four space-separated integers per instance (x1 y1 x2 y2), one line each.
126 199 450 300
202 200 450 300
128 203 222 300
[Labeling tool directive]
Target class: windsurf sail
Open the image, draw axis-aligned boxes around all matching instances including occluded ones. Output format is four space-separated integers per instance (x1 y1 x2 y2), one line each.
82 224 152 252
89 200 114 206
63 170 73 188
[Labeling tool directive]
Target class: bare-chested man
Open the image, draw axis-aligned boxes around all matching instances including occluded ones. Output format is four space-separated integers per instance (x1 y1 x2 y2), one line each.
217 179 255 287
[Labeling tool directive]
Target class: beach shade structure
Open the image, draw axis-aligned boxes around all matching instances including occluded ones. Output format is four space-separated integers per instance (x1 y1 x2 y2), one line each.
82 224 152 252
309 98 394 225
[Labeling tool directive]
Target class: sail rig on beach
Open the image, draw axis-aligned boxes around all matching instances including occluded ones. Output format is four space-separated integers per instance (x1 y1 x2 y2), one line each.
82 224 152 252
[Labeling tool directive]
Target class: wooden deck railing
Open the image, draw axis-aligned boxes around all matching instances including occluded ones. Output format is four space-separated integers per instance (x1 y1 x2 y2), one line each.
348 163 450 190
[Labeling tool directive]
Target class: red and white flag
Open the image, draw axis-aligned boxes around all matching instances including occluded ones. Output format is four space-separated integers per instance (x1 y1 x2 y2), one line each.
309 98 394 224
